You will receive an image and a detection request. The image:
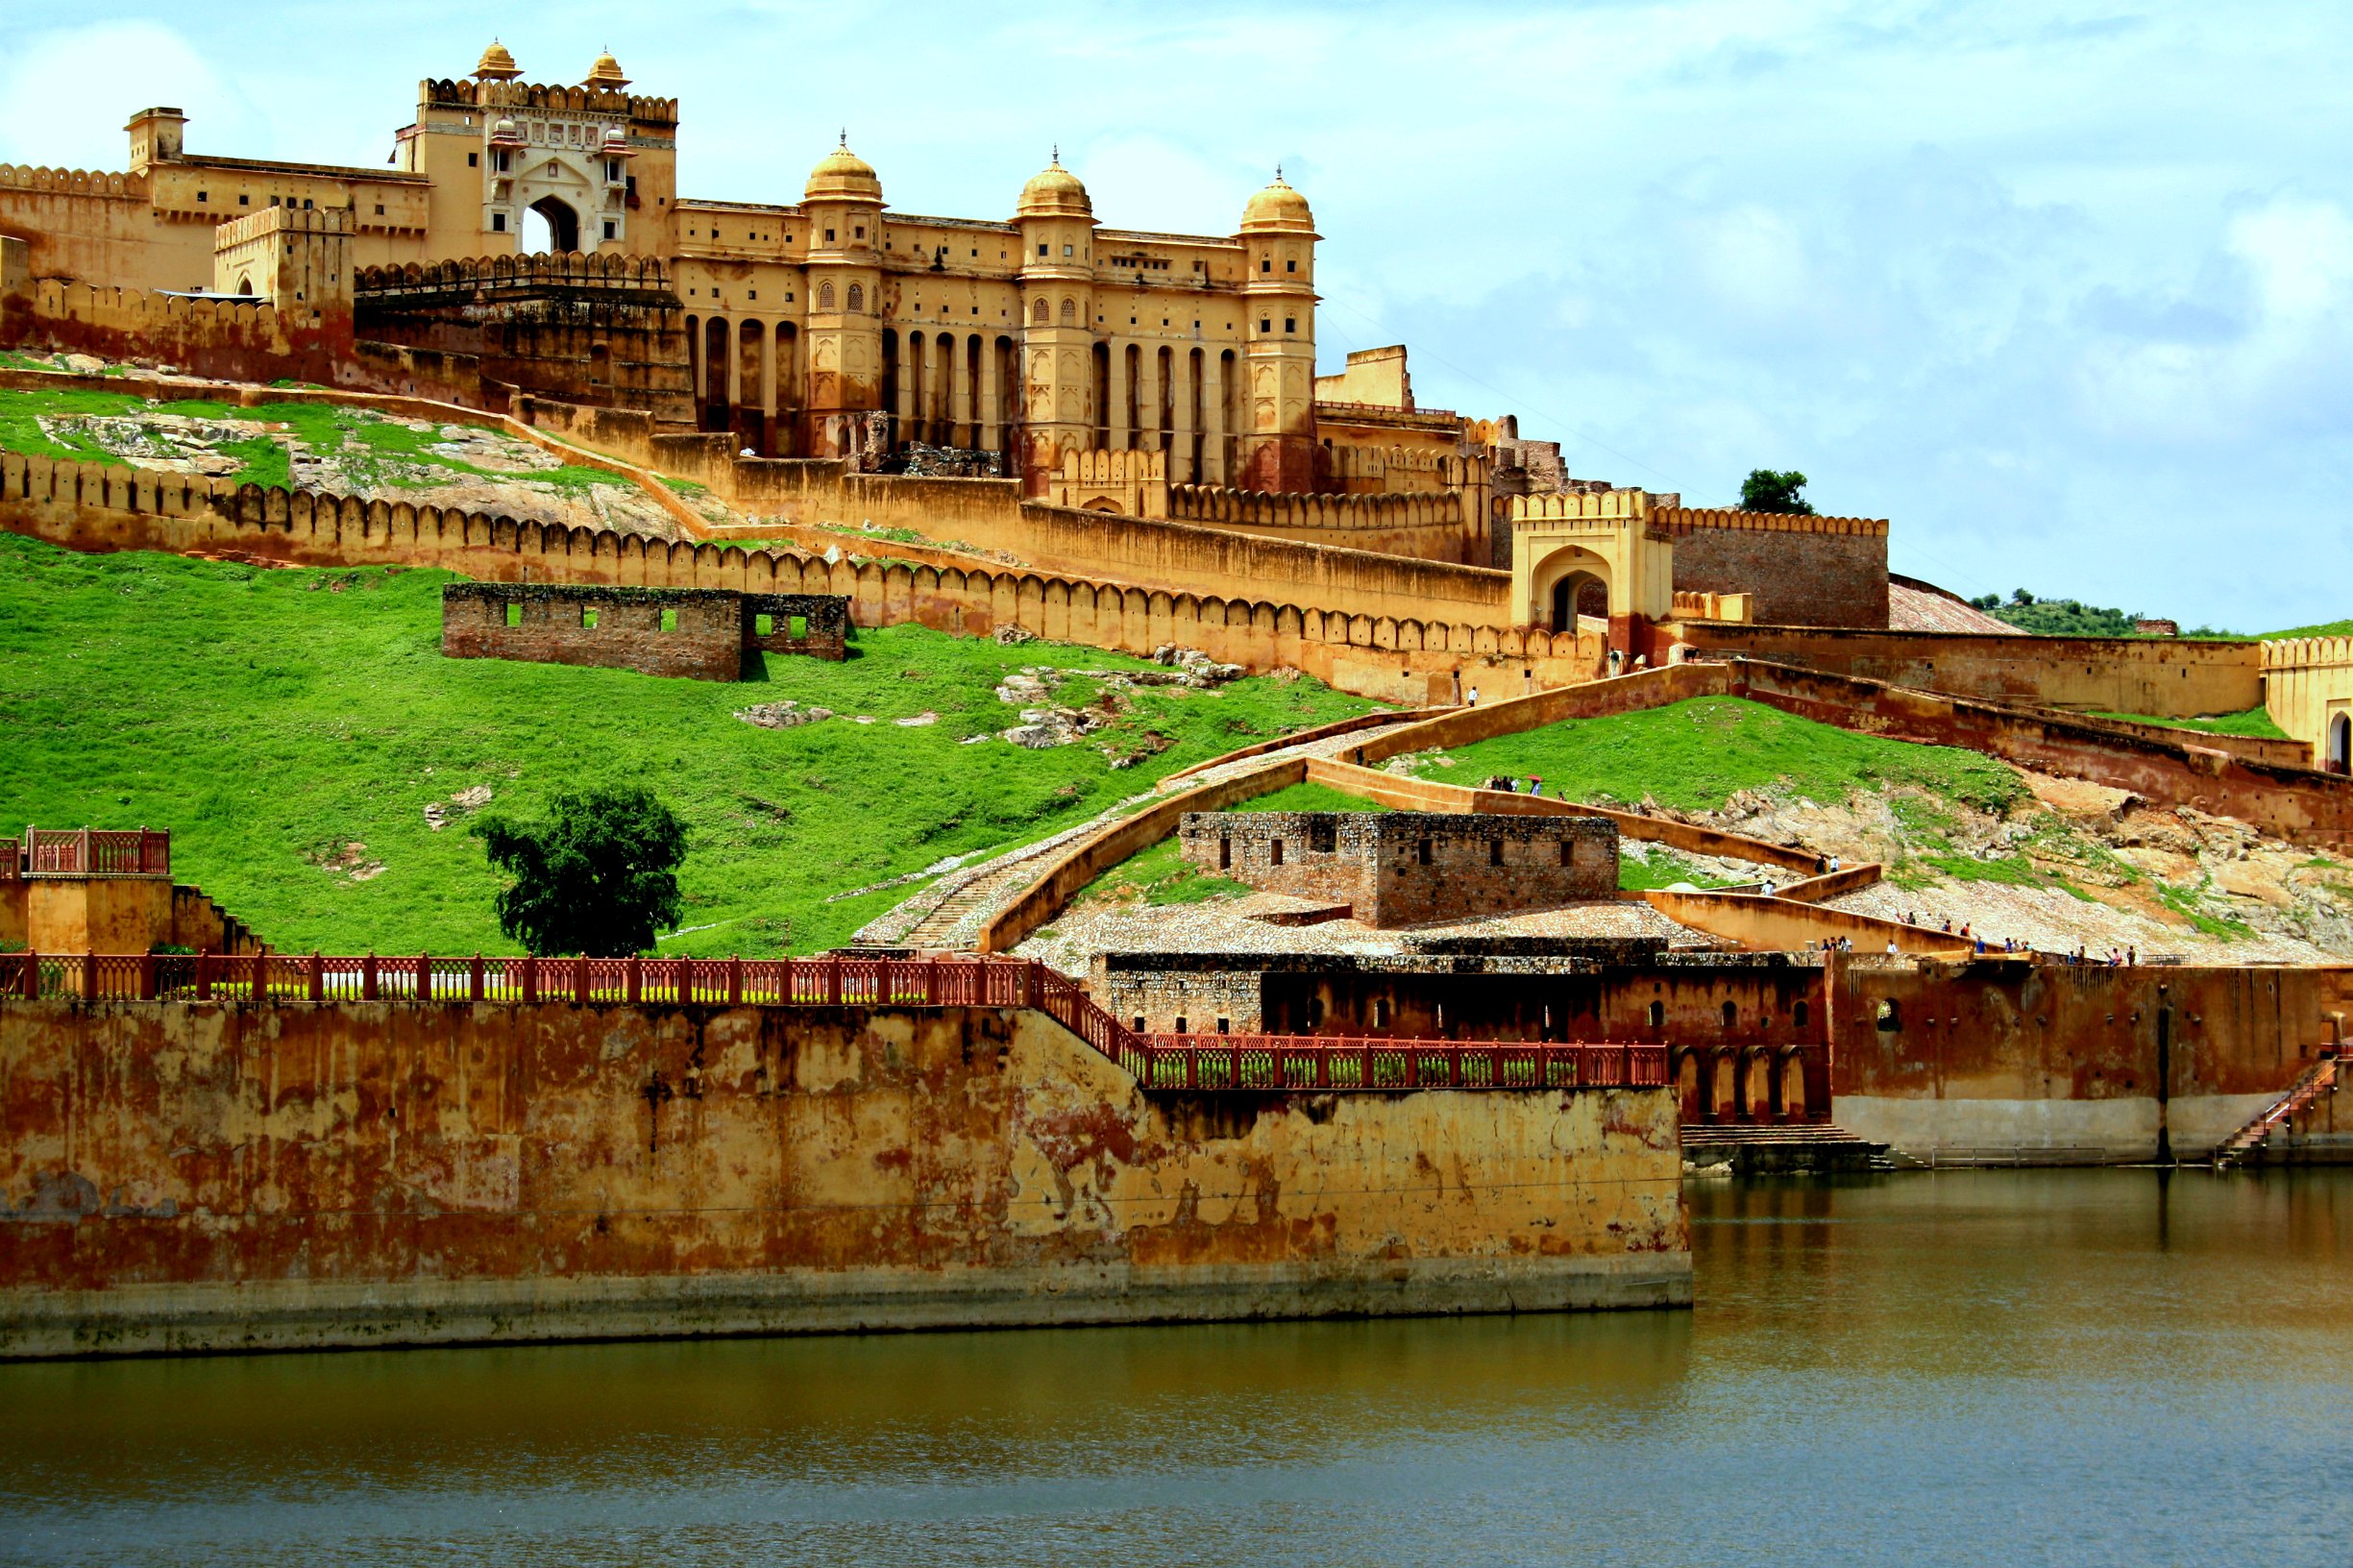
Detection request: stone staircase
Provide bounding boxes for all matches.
[1680,1121,1893,1173]
[2213,1052,2341,1170]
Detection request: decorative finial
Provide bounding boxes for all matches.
[840,128,849,148]
[1276,162,1284,182]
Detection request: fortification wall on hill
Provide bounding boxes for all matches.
[0,163,216,297]
[1164,482,1479,564]
[1654,507,1890,629]
[13,278,354,385]
[1676,622,2264,720]
[2261,637,2353,760]
[0,453,1605,705]
[0,996,1687,1357]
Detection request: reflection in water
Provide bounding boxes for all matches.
[3,1172,2350,1565]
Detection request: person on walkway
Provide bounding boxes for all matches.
[1827,854,1842,874]
[1761,878,1777,898]
[2127,945,2137,966]
[1607,649,1624,677]
[1466,685,1480,707]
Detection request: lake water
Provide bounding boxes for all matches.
[4,1171,2350,1566]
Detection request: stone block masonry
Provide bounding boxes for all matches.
[1179,811,1619,927]
[0,997,1689,1358]
[441,583,748,679]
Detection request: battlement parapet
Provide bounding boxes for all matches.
[1657,505,1889,540]
[1168,483,1463,531]
[1510,489,1656,524]
[418,78,679,126]
[0,164,147,199]
[2262,636,2353,671]
[212,206,355,246]
[355,252,673,297]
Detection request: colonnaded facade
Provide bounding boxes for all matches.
[0,41,1483,494]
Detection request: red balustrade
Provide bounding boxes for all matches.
[12,828,170,878]
[0,951,1660,1092]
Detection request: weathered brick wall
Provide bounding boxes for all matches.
[1669,522,1889,628]
[440,583,743,679]
[1177,811,1618,926]
[744,592,849,661]
[0,998,1690,1355]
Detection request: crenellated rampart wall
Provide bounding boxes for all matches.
[0,452,1605,705]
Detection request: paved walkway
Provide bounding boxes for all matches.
[854,719,1427,951]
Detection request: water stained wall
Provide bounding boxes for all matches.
[0,998,1689,1358]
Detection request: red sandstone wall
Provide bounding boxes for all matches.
[1669,524,1888,629]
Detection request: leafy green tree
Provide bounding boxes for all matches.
[473,786,687,956]
[1738,469,1816,515]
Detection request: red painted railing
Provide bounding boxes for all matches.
[0,952,1662,1092]
[7,828,171,879]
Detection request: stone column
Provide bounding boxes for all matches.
[1134,343,1160,453]
[1106,340,1129,452]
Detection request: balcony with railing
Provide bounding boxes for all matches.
[4,828,171,880]
[0,952,1667,1095]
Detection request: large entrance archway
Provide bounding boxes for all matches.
[524,195,580,255]
[1550,571,1610,633]
[2330,713,2350,775]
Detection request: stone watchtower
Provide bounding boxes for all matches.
[1237,173,1319,492]
[799,140,886,460]
[1015,156,1098,493]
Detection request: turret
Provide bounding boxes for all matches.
[125,108,186,174]
[1238,171,1319,491]
[1014,153,1098,493]
[800,138,886,459]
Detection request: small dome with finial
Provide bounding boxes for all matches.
[475,39,521,81]
[1241,168,1314,233]
[1016,151,1091,221]
[489,117,523,149]
[805,135,883,203]
[584,50,630,89]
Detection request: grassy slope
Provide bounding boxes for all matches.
[0,389,626,494]
[2089,707,2290,739]
[0,534,1372,955]
[1409,695,2023,814]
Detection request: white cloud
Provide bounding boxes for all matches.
[0,23,259,170]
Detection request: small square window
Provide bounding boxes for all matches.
[1062,243,1073,257]
[492,213,506,232]
[1261,258,1271,273]
[196,191,208,203]
[375,204,385,216]
[748,288,756,300]
[603,221,617,240]
[1287,257,1296,273]
[790,614,808,638]
[468,152,478,166]
[302,198,312,209]
[1259,318,1270,333]
[581,606,599,628]
[504,601,523,627]
[238,194,249,206]
[1285,317,1296,333]
[660,608,678,632]
[754,612,774,636]
[854,225,865,238]
[825,228,837,242]
[1037,242,1047,257]
[1489,839,1504,867]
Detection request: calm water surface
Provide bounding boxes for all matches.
[3,1171,2349,1566]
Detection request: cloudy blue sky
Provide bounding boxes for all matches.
[5,2,2346,629]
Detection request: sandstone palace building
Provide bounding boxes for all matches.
[7,40,2351,756]
[3,43,1373,492]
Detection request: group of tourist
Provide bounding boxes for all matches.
[1485,775,1547,797]
[1891,912,2140,966]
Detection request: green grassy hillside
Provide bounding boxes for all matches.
[1404,695,2023,814]
[0,534,1372,955]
